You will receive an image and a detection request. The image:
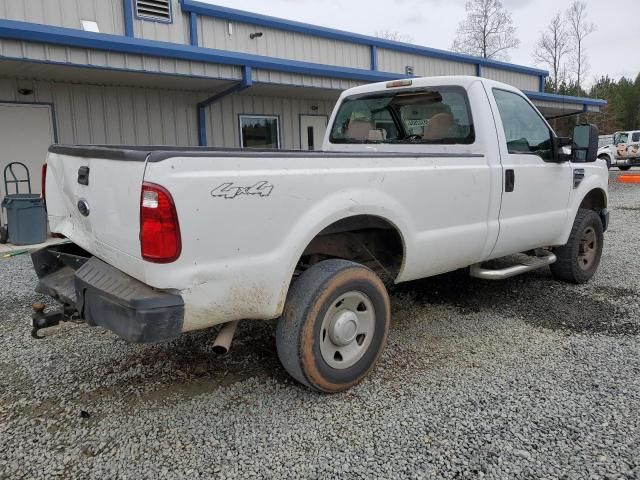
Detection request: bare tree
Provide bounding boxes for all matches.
[566,0,596,90]
[534,12,572,92]
[451,0,520,61]
[375,30,414,44]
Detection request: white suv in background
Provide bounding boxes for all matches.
[598,130,640,170]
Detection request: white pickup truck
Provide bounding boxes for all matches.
[32,76,608,392]
[597,130,640,170]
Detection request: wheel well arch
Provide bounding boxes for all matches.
[295,214,406,283]
[579,188,607,212]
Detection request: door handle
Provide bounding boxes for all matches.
[77,166,90,186]
[505,169,515,192]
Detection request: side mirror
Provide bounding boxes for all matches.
[572,124,599,162]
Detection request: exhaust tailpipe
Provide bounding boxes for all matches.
[212,320,239,355]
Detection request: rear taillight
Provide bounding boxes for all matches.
[41,163,47,205]
[140,182,181,263]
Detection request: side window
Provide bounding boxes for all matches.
[329,87,474,144]
[632,132,640,142]
[493,89,554,161]
[615,133,629,144]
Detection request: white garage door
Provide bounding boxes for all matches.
[0,103,55,222]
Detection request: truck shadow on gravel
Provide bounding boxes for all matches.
[50,270,636,410]
[105,269,637,403]
[391,269,639,336]
[87,321,289,406]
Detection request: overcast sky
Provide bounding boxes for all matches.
[204,0,639,87]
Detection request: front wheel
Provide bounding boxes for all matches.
[276,259,390,393]
[550,209,603,284]
[619,166,632,171]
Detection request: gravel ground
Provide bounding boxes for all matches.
[1,170,639,479]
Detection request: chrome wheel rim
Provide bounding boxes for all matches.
[319,291,375,369]
[577,226,597,271]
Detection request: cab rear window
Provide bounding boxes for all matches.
[329,86,474,145]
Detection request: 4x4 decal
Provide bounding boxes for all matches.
[211,181,274,199]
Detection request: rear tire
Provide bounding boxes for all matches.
[598,155,611,169]
[619,166,631,171]
[276,259,390,393]
[0,226,7,244]
[550,209,603,284]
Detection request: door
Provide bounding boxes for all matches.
[489,88,572,258]
[0,103,55,223]
[300,115,327,150]
[614,131,640,159]
[613,132,629,159]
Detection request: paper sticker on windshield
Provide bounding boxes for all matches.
[211,181,273,199]
[405,119,429,127]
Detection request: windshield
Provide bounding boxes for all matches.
[329,87,475,145]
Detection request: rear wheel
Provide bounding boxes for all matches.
[619,166,632,171]
[276,259,390,392]
[0,226,7,244]
[550,209,603,284]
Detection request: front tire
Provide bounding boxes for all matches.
[619,166,631,171]
[276,259,390,393]
[550,209,603,284]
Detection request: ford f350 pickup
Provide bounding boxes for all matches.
[31,76,608,392]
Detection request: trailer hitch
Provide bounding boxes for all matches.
[31,303,78,339]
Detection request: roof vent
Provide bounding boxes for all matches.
[135,0,172,22]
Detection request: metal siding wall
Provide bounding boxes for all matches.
[377,48,476,77]
[481,67,539,91]
[198,16,370,70]
[0,40,241,81]
[0,0,125,35]
[206,93,335,149]
[0,78,199,145]
[253,69,361,91]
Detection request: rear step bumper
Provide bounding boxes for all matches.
[31,244,184,343]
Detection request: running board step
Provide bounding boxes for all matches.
[470,252,557,280]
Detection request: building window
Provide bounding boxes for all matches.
[239,115,280,149]
[135,0,172,23]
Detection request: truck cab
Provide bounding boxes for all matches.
[598,130,640,170]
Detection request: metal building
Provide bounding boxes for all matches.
[0,0,606,202]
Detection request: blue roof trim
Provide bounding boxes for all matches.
[0,19,406,83]
[523,90,607,107]
[179,0,548,77]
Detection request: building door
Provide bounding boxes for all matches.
[0,103,56,223]
[300,115,327,150]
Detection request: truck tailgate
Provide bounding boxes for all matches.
[45,146,148,280]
